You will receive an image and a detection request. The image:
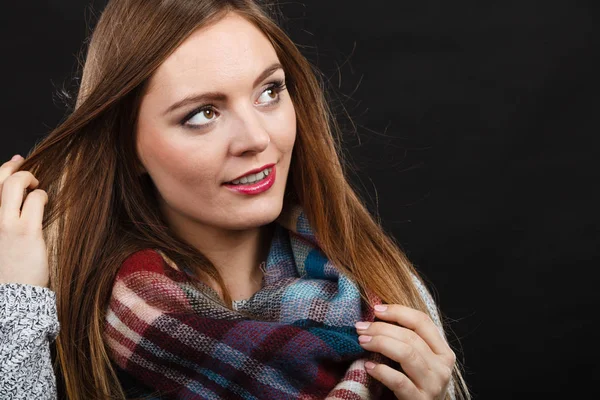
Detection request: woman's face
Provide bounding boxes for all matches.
[136,13,296,235]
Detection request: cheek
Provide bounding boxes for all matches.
[136,126,216,192]
[272,99,297,151]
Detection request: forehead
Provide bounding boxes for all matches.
[147,13,280,94]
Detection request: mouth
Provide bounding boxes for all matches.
[223,165,277,195]
[224,164,274,185]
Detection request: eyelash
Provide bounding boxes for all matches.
[180,79,288,128]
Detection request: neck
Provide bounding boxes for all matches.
[166,214,275,301]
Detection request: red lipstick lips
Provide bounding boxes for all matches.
[228,163,275,182]
[223,164,276,195]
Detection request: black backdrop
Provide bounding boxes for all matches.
[1,1,597,399]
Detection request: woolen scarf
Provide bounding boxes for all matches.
[104,205,399,399]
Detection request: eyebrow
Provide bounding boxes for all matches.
[162,62,284,116]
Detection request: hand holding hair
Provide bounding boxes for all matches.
[356,304,456,399]
[0,154,50,288]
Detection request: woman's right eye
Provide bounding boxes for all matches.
[183,107,219,128]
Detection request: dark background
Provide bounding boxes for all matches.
[1,1,597,398]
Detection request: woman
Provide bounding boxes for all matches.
[0,0,469,399]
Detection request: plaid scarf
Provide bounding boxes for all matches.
[104,205,396,399]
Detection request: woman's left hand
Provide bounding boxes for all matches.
[355,304,456,399]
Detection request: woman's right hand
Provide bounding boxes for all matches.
[0,154,50,288]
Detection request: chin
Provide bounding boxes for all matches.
[227,198,284,230]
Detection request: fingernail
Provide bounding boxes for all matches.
[365,361,376,370]
[374,304,388,312]
[355,321,371,330]
[358,335,372,344]
[11,154,23,161]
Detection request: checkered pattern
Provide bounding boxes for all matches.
[104,205,396,399]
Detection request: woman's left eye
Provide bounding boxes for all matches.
[256,81,286,106]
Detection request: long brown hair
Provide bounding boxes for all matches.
[18,0,470,398]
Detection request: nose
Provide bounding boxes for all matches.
[228,105,271,157]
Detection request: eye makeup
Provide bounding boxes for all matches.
[179,79,288,130]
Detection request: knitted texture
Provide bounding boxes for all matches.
[105,205,399,399]
[0,283,59,400]
[0,209,455,399]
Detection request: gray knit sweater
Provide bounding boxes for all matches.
[0,283,59,399]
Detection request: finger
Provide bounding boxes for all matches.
[0,156,28,209]
[356,321,437,365]
[374,305,455,364]
[20,189,48,228]
[364,361,423,400]
[0,171,40,217]
[0,156,26,186]
[359,334,431,388]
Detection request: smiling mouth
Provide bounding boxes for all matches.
[223,165,277,195]
[225,166,273,185]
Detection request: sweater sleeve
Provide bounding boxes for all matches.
[411,274,457,400]
[0,283,60,400]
